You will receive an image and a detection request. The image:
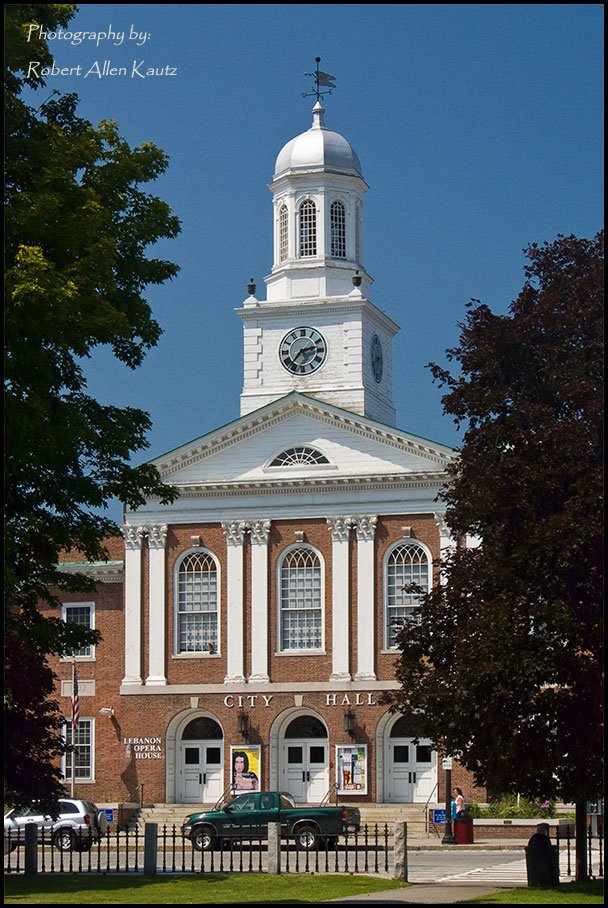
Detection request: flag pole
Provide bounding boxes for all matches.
[71,657,75,798]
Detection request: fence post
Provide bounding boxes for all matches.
[24,824,38,876]
[393,821,408,882]
[268,822,281,875]
[143,822,158,876]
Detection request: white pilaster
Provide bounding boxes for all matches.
[354,515,377,681]
[327,517,353,682]
[146,524,168,685]
[222,520,248,684]
[249,520,271,682]
[121,525,146,686]
[433,512,456,584]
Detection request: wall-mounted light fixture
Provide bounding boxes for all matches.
[99,707,114,718]
[237,709,250,741]
[343,707,356,739]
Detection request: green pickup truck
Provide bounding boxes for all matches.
[182,790,361,852]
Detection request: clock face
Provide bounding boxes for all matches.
[371,334,383,382]
[279,326,327,375]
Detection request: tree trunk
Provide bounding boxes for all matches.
[574,800,588,882]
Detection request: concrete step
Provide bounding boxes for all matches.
[124,802,432,835]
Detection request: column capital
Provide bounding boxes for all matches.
[122,525,146,550]
[327,516,353,542]
[250,519,271,545]
[221,520,248,546]
[147,524,168,549]
[433,511,450,537]
[353,514,377,541]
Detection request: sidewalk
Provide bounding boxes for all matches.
[327,881,518,903]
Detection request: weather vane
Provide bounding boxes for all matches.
[302,56,336,101]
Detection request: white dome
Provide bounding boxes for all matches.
[274,102,362,179]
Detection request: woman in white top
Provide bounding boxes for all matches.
[453,787,465,814]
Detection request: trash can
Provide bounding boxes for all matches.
[525,838,559,886]
[453,809,474,844]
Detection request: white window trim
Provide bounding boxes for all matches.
[382,539,433,651]
[60,601,95,662]
[62,717,95,783]
[276,543,325,654]
[173,548,222,657]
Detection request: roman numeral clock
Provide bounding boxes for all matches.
[279,327,327,376]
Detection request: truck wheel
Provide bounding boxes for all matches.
[294,824,319,851]
[192,826,215,852]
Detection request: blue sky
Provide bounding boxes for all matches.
[26,4,603,519]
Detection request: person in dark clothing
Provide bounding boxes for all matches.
[526,822,557,886]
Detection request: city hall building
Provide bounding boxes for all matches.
[52,99,485,808]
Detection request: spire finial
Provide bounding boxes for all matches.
[302,57,336,103]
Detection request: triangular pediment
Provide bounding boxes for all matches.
[152,393,455,488]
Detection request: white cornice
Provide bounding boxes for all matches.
[57,561,124,583]
[235,296,399,335]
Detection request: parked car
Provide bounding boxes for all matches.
[182,790,361,852]
[4,798,108,852]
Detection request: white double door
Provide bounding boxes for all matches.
[386,738,436,803]
[281,740,328,804]
[178,741,223,804]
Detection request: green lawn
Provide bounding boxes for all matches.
[464,880,604,904]
[3,873,406,904]
[3,874,604,904]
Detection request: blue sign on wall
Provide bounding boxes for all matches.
[103,809,114,824]
[433,809,446,824]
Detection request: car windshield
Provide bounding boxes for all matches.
[229,795,256,812]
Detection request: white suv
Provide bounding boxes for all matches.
[4,798,108,852]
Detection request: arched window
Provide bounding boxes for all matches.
[270,446,329,467]
[279,547,323,651]
[182,717,223,739]
[330,200,346,258]
[278,204,289,263]
[285,716,327,738]
[299,200,317,257]
[176,551,219,654]
[355,200,362,264]
[384,542,430,649]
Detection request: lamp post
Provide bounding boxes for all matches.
[442,757,456,844]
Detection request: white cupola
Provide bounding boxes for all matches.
[237,96,399,426]
[266,101,373,302]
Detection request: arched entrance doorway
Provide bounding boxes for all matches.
[385,715,436,803]
[177,716,224,804]
[279,714,329,803]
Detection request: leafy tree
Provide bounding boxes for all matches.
[4,4,180,808]
[387,231,603,879]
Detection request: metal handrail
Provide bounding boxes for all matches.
[423,782,438,835]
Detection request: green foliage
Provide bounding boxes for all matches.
[4,4,180,809]
[467,796,557,819]
[387,231,604,808]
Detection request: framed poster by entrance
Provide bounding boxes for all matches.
[230,745,261,792]
[336,745,367,795]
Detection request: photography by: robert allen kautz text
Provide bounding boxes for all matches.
[27,59,178,79]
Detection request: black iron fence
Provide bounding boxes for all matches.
[4,822,392,876]
[5,821,603,880]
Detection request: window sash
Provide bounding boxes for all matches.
[63,719,93,781]
[63,604,93,658]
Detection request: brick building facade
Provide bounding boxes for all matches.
[49,99,487,809]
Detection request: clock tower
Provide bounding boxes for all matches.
[237,100,399,426]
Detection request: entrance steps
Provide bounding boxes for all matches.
[122,802,434,838]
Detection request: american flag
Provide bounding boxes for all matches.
[71,664,80,729]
